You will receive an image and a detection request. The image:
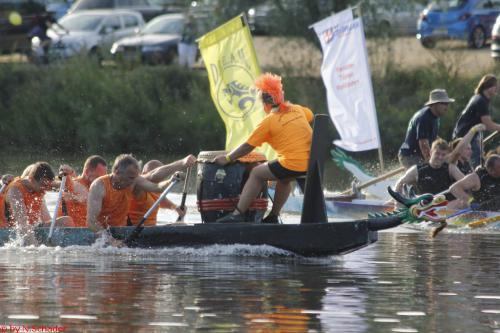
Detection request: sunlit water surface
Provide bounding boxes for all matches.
[1,193,499,332]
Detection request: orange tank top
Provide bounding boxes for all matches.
[97,175,133,228]
[0,189,7,228]
[57,176,89,227]
[128,191,160,226]
[6,178,45,226]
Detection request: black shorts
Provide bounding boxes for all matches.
[268,160,306,180]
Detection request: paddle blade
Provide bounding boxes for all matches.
[430,222,447,238]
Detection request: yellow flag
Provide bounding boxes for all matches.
[198,15,276,159]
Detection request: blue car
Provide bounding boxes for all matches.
[417,0,500,48]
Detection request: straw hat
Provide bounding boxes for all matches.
[425,89,455,106]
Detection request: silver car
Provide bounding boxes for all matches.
[33,9,144,60]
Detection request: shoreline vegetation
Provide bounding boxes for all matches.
[1,37,499,181]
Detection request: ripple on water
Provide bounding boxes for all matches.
[373,318,400,323]
[475,295,500,300]
[392,329,418,333]
[60,314,97,320]
[396,311,426,316]
[481,310,500,314]
[8,315,39,320]
[438,292,458,296]
[148,322,189,327]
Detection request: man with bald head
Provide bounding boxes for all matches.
[128,155,196,226]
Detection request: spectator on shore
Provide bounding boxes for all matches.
[178,14,198,68]
[452,74,500,168]
[398,89,455,169]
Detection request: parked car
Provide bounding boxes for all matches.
[0,0,70,53]
[111,13,207,65]
[491,13,500,58]
[67,0,173,21]
[362,1,425,36]
[32,9,144,61]
[417,0,500,49]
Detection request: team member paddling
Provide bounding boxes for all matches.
[448,124,486,175]
[394,139,464,196]
[213,73,313,224]
[450,154,500,211]
[128,156,196,226]
[453,74,500,168]
[5,162,73,235]
[398,89,455,169]
[86,154,180,245]
[57,155,108,227]
[0,174,14,227]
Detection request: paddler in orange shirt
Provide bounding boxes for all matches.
[4,162,73,238]
[128,156,196,226]
[0,174,15,228]
[56,155,108,227]
[87,154,186,246]
[213,72,314,224]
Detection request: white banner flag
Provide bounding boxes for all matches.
[312,12,381,152]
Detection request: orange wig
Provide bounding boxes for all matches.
[255,73,287,111]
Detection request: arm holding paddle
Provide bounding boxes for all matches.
[448,173,481,209]
[144,155,196,183]
[394,166,418,194]
[448,124,486,164]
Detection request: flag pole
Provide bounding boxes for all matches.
[377,147,385,172]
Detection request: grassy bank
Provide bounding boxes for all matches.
[1,57,499,170]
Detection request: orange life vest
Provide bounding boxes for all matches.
[96,175,133,228]
[128,191,160,226]
[5,178,45,226]
[57,176,89,227]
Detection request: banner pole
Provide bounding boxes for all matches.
[377,147,385,173]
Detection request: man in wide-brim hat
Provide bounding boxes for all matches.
[398,89,455,169]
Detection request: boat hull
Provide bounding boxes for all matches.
[0,222,378,257]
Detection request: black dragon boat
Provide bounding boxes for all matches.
[1,115,409,256]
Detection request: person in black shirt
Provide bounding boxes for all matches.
[452,74,500,168]
[399,89,455,169]
[394,138,464,196]
[448,124,486,175]
[450,154,500,211]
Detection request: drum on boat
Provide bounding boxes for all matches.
[196,151,268,223]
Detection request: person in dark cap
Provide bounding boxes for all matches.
[398,89,455,169]
[453,74,500,168]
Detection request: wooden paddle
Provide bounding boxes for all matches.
[125,178,180,246]
[47,176,67,244]
[176,167,192,222]
[483,130,498,145]
[467,215,500,228]
[341,166,405,195]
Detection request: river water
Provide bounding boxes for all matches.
[1,193,500,333]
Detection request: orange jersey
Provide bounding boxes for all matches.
[5,178,45,226]
[128,191,160,226]
[246,103,313,171]
[57,176,89,227]
[0,190,7,228]
[96,175,133,228]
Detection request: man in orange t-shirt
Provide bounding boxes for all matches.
[5,162,73,237]
[86,154,185,246]
[0,174,15,227]
[57,155,108,227]
[128,157,196,226]
[214,73,313,223]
